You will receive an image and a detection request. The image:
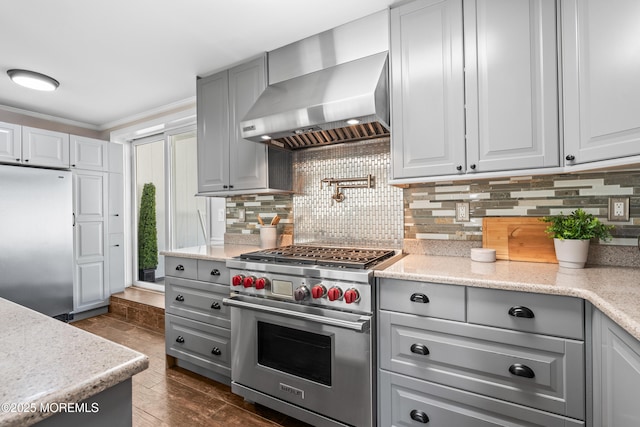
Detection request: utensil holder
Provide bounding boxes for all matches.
[260,225,277,249]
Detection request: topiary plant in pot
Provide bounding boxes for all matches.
[138,182,158,282]
[541,208,613,268]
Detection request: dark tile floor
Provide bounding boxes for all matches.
[73,314,312,427]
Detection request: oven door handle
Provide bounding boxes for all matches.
[223,296,370,332]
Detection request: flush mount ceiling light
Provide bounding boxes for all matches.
[7,69,60,91]
[346,119,360,125]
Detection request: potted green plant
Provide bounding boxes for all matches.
[138,182,158,282]
[541,208,613,268]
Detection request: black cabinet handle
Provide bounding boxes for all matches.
[469,164,476,170]
[508,306,535,318]
[211,302,221,310]
[509,363,535,378]
[410,409,429,423]
[16,158,20,162]
[72,164,76,167]
[24,159,29,162]
[176,265,185,271]
[175,295,184,302]
[229,185,234,189]
[410,293,430,304]
[114,244,120,247]
[223,185,228,189]
[456,165,463,171]
[211,347,222,356]
[114,213,120,216]
[176,336,185,343]
[566,154,575,161]
[211,269,221,276]
[410,343,430,356]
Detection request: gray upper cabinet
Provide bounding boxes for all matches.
[562,0,640,165]
[592,307,640,426]
[390,0,465,179]
[197,55,288,195]
[464,0,559,173]
[390,0,559,180]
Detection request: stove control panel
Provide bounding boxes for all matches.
[228,269,372,312]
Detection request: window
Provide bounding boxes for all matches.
[132,126,207,291]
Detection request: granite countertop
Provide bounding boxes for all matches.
[0,298,148,427]
[376,254,640,341]
[160,244,260,262]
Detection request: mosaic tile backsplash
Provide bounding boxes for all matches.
[404,172,640,247]
[226,138,404,249]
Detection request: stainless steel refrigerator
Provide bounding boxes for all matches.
[0,165,73,318]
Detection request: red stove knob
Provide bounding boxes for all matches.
[327,287,342,302]
[311,285,326,299]
[255,277,269,290]
[294,286,310,301]
[232,275,244,287]
[344,288,360,304]
[243,276,256,288]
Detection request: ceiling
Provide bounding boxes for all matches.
[0,0,398,130]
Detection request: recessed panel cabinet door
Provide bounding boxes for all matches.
[197,71,230,193]
[22,126,70,168]
[228,56,268,190]
[70,135,107,171]
[391,0,466,178]
[593,309,640,426]
[0,121,21,164]
[562,0,640,165]
[464,0,559,173]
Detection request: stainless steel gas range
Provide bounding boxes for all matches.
[223,245,401,427]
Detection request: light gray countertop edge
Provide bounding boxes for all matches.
[375,254,640,342]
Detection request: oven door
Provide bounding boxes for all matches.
[224,294,373,427]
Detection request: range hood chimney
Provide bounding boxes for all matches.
[240,52,390,150]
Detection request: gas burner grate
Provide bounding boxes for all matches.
[239,245,396,269]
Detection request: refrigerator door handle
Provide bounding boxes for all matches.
[73,213,75,226]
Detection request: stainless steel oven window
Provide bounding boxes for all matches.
[257,321,332,385]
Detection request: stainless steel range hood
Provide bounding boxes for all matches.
[240,52,390,150]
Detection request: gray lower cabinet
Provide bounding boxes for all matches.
[592,307,640,426]
[378,278,585,425]
[164,257,231,384]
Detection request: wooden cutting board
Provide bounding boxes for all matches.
[483,217,557,263]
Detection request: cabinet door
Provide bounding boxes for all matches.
[464,0,559,173]
[22,126,70,168]
[228,55,268,190]
[562,0,640,165]
[108,142,124,174]
[0,121,21,164]
[390,0,466,179]
[593,309,640,426]
[108,233,125,294]
[197,71,230,193]
[73,171,108,312]
[108,173,124,234]
[70,135,107,171]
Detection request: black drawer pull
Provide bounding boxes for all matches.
[176,336,185,344]
[509,363,535,378]
[175,265,185,271]
[410,409,429,423]
[508,306,535,318]
[175,295,184,302]
[410,344,430,356]
[211,347,222,356]
[211,302,221,310]
[211,269,221,276]
[410,293,430,304]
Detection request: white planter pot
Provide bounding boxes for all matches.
[553,238,590,269]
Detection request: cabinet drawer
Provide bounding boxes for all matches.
[379,278,466,321]
[165,277,230,328]
[380,371,584,427]
[165,257,198,280]
[165,314,230,378]
[379,311,585,419]
[467,287,584,339]
[197,259,230,284]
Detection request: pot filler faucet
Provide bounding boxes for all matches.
[321,174,375,202]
